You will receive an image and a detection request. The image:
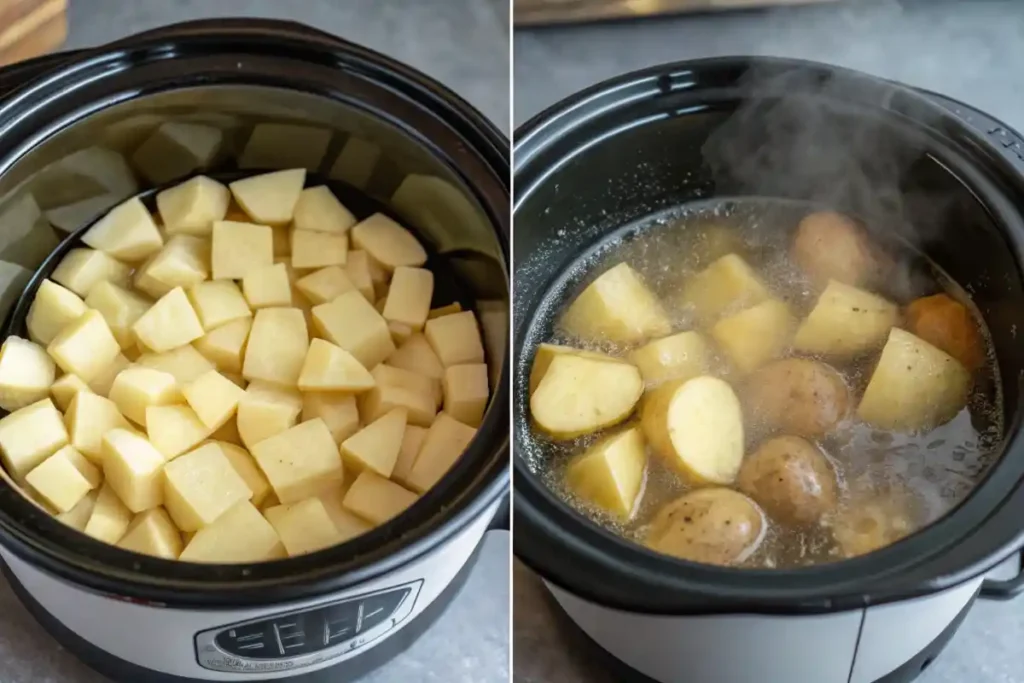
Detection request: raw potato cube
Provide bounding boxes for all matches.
[0,398,69,478]
[530,355,642,439]
[857,328,971,431]
[179,501,281,563]
[118,507,183,559]
[26,448,96,512]
[87,353,131,397]
[424,311,484,367]
[293,186,356,234]
[102,429,166,512]
[182,370,245,429]
[711,299,797,375]
[382,267,433,330]
[84,484,133,544]
[312,290,395,369]
[429,303,462,319]
[133,287,205,353]
[0,336,56,411]
[298,339,374,392]
[47,310,121,381]
[58,445,102,488]
[243,308,309,387]
[629,332,711,388]
[156,175,230,236]
[137,344,215,383]
[340,408,407,477]
[793,280,899,358]
[211,220,273,280]
[242,263,292,309]
[345,250,377,301]
[302,392,360,444]
[108,367,180,426]
[187,281,251,329]
[388,333,445,381]
[86,281,152,349]
[146,405,211,460]
[561,263,671,344]
[316,487,371,540]
[56,489,98,531]
[218,441,271,507]
[134,235,210,299]
[291,229,348,269]
[405,413,477,492]
[443,364,489,427]
[65,392,129,462]
[266,498,341,556]
[50,374,91,411]
[392,425,427,488]
[236,382,302,449]
[350,213,427,270]
[51,248,132,298]
[566,427,647,519]
[343,470,417,524]
[229,169,306,226]
[388,321,415,345]
[679,253,770,325]
[250,418,344,504]
[81,196,163,261]
[163,442,253,531]
[359,364,437,427]
[27,280,87,345]
[295,266,354,304]
[192,318,250,373]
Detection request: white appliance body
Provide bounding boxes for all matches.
[0,500,499,681]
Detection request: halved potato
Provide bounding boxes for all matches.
[559,262,670,344]
[793,280,898,358]
[565,427,646,519]
[645,488,765,566]
[628,331,710,388]
[711,299,796,375]
[678,253,769,325]
[530,354,642,439]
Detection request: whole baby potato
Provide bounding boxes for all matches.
[737,436,838,525]
[645,488,765,566]
[744,358,849,438]
[791,211,880,288]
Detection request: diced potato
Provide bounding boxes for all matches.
[102,429,166,512]
[265,498,341,556]
[164,442,253,531]
[530,355,642,439]
[679,253,770,325]
[58,445,102,488]
[382,267,433,330]
[405,413,477,493]
[242,262,292,309]
[192,318,250,374]
[47,309,121,381]
[132,287,205,353]
[561,263,671,344]
[50,374,92,412]
[56,489,98,531]
[424,311,484,367]
[388,333,445,383]
[291,229,348,269]
[345,249,377,301]
[298,339,374,392]
[87,353,131,397]
[566,427,647,519]
[627,333,709,388]
[210,220,274,280]
[118,507,183,559]
[302,392,360,444]
[228,169,306,226]
[81,196,163,262]
[392,424,427,489]
[86,281,152,349]
[350,213,427,271]
[358,364,437,427]
[217,441,272,507]
[250,418,344,504]
[156,175,230,236]
[134,235,209,299]
[905,293,985,371]
[295,266,354,304]
[340,408,407,477]
[429,303,462,319]
[108,367,181,426]
[443,364,489,427]
[293,186,356,234]
[26,447,96,512]
[0,398,69,479]
[343,470,417,524]
[136,344,215,383]
[0,336,56,411]
[146,405,211,460]
[236,382,302,449]
[857,328,971,431]
[83,484,133,544]
[65,392,129,462]
[179,501,281,563]
[312,290,395,369]
[181,369,245,430]
[711,299,796,375]
[388,321,415,345]
[242,307,309,387]
[793,280,899,358]
[315,486,371,541]
[187,280,251,330]
[26,280,87,345]
[641,376,744,485]
[51,248,132,298]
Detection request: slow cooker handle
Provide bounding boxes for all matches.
[980,557,1024,601]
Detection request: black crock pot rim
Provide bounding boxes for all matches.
[512,55,1024,616]
[0,19,511,608]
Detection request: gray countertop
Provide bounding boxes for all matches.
[513,1,1024,682]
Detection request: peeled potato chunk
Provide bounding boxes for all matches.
[47,309,121,382]
[424,311,484,368]
[134,235,209,299]
[295,266,355,305]
[84,484,133,544]
[266,498,342,557]
[164,442,253,531]
[343,470,417,525]
[187,280,251,330]
[793,280,898,358]
[108,366,180,426]
[737,436,837,525]
[905,293,985,371]
[27,279,87,345]
[350,213,427,271]
[711,299,796,375]
[291,229,348,269]
[146,405,212,461]
[0,336,56,411]
[86,281,152,350]
[530,354,643,439]
[132,287,205,353]
[743,358,849,438]
[792,211,880,288]
[242,262,292,309]
[52,248,132,298]
[678,253,769,325]
[857,328,971,431]
[312,290,394,370]
[646,488,765,566]
[628,331,710,388]
[250,418,344,504]
[210,220,274,280]
[565,427,646,519]
[81,196,163,262]
[293,185,356,234]
[405,413,477,493]
[179,501,280,563]
[340,407,407,477]
[528,344,622,394]
[156,175,230,236]
[192,317,250,374]
[65,392,129,462]
[560,262,670,344]
[102,429,166,513]
[236,381,302,449]
[298,338,374,392]
[243,307,309,387]
[118,507,183,559]
[641,376,743,485]
[25,447,96,513]
[302,392,360,444]
[229,168,306,226]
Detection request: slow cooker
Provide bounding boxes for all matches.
[0,18,509,683]
[513,57,1024,683]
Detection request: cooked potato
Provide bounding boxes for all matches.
[530,354,643,439]
[132,287,205,353]
[192,317,250,374]
[793,280,898,358]
[101,429,166,513]
[187,280,251,330]
[345,249,378,301]
[229,169,306,226]
[678,253,769,325]
[831,490,916,558]
[298,338,375,392]
[81,196,163,262]
[560,262,670,344]
[291,229,348,269]
[294,266,355,305]
[243,307,309,387]
[65,392,129,462]
[565,427,646,519]
[737,436,837,525]
[358,364,436,427]
[236,381,302,449]
[383,267,434,330]
[136,344,215,383]
[0,336,56,411]
[743,359,849,438]
[645,488,765,566]
[266,498,342,557]
[25,447,96,513]
[108,367,181,426]
[857,328,970,431]
[301,392,360,444]
[641,376,743,485]
[529,343,623,394]
[792,211,880,287]
[343,470,418,524]
[628,331,710,388]
[156,175,230,236]
[711,299,796,375]
[84,483,133,544]
[146,405,211,461]
[182,370,245,430]
[905,293,984,371]
[49,373,91,412]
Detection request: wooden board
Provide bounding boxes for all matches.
[0,0,67,67]
[515,0,840,25]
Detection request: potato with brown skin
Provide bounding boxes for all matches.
[737,436,838,525]
[743,358,849,438]
[792,211,880,288]
[905,293,984,371]
[645,488,765,566]
[831,489,916,558]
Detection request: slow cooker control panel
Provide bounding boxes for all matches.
[194,580,423,673]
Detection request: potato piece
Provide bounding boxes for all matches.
[295,266,354,305]
[0,398,69,479]
[47,309,121,381]
[108,367,181,426]
[209,221,273,283]
[429,302,462,319]
[118,507,183,559]
[156,175,230,236]
[86,281,152,350]
[56,489,98,531]
[678,253,770,326]
[51,248,132,298]
[340,408,406,477]
[0,336,56,411]
[25,447,96,512]
[343,470,417,524]
[443,364,489,427]
[179,501,281,563]
[793,280,899,358]
[81,196,163,262]
[528,344,621,394]
[565,427,646,519]
[302,392,360,444]
[297,339,373,392]
[388,333,444,382]
[134,235,209,299]
[832,492,915,558]
[382,267,433,331]
[358,364,437,427]
[50,374,91,412]
[101,429,166,512]
[628,332,710,388]
[229,169,306,226]
[65,392,129,462]
[312,290,395,369]
[560,263,670,344]
[250,418,344,504]
[236,382,302,449]
[293,186,356,234]
[530,355,642,439]
[132,287,205,353]
[192,318,250,373]
[146,405,211,461]
[424,311,484,368]
[241,262,292,309]
[87,353,131,397]
[405,413,477,493]
[266,498,342,556]
[350,213,427,271]
[137,344,215,383]
[27,280,87,345]
[345,249,377,301]
[737,436,837,525]
[183,370,245,430]
[743,359,850,438]
[905,293,985,371]
[217,441,271,507]
[711,299,796,375]
[315,487,372,541]
[641,376,743,485]
[242,307,309,387]
[646,488,765,566]
[392,424,427,488]
[187,281,251,330]
[84,484,133,544]
[163,442,253,531]
[857,328,971,431]
[58,444,103,488]
[792,211,879,288]
[291,229,348,269]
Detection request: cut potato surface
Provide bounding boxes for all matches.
[560,262,670,344]
[135,235,209,299]
[86,281,152,350]
[82,196,163,262]
[343,470,417,525]
[406,413,477,493]
[392,425,427,489]
[48,310,121,381]
[312,290,394,370]
[250,418,344,504]
[566,427,646,519]
[0,336,56,411]
[102,429,166,513]
[50,374,91,412]
[236,382,302,449]
[65,392,129,462]
[291,229,348,269]
[302,392,360,445]
[267,498,341,557]
[341,408,407,478]
[359,363,436,427]
[147,405,211,461]
[192,318,250,374]
[88,353,131,397]
[210,220,274,281]
[156,175,230,236]
[137,344,215,383]
[132,287,205,353]
[84,484,133,544]
[187,280,251,330]
[243,307,309,387]
[229,169,306,226]
[424,311,484,368]
[350,213,427,270]
[242,262,291,309]
[711,299,796,375]
[679,253,769,325]
[108,367,180,426]
[182,370,245,430]
[26,447,96,513]
[295,266,355,305]
[298,339,374,392]
[52,248,132,298]
[179,501,280,563]
[27,280,87,345]
[383,267,433,330]
[628,332,710,388]
[443,364,489,427]
[293,186,356,234]
[217,441,272,507]
[118,507,183,559]
[163,442,253,531]
[530,354,642,439]
[793,280,898,358]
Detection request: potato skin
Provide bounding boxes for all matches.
[743,359,849,438]
[737,436,837,525]
[792,211,879,287]
[905,293,984,371]
[645,488,765,566]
